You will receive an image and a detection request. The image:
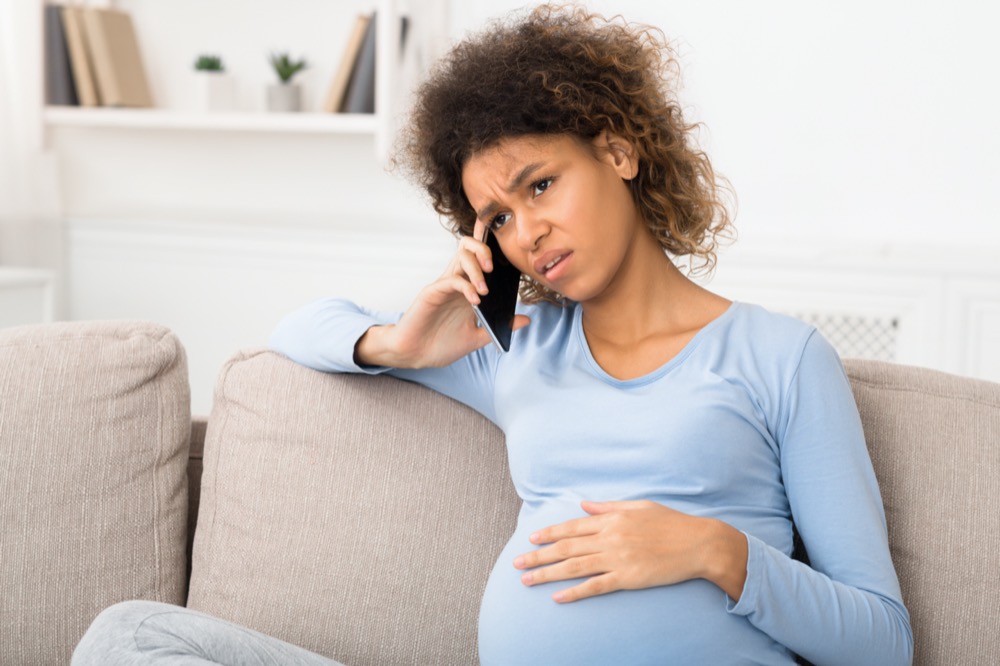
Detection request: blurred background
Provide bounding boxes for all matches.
[2,0,998,413]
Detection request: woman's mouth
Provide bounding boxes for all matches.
[535,251,573,280]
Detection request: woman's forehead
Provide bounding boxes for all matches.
[463,134,582,181]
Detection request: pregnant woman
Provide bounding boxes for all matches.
[74,5,913,665]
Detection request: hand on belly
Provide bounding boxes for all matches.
[512,499,750,603]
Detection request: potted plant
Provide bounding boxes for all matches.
[267,52,307,112]
[193,54,234,112]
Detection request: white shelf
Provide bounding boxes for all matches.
[44,107,378,135]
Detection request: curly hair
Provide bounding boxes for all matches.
[396,3,734,304]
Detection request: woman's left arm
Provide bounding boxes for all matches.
[516,331,913,665]
[727,331,913,665]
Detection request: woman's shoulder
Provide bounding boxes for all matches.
[730,301,814,336]
[724,301,827,366]
[714,303,846,425]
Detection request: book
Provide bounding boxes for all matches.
[44,4,78,106]
[81,7,153,108]
[61,6,100,107]
[341,12,377,114]
[322,14,371,113]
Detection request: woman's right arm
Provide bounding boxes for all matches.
[268,296,403,374]
[269,227,529,420]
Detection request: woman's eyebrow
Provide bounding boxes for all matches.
[475,162,545,222]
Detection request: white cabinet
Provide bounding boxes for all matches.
[0,268,55,328]
[946,279,1000,382]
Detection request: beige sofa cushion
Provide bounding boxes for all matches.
[0,321,190,666]
[845,359,1000,665]
[188,349,519,666]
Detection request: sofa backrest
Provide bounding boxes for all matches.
[188,349,518,666]
[843,359,1000,665]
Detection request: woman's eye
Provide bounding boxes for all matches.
[490,212,512,231]
[532,178,553,197]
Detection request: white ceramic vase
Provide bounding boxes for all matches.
[195,72,235,112]
[266,83,302,112]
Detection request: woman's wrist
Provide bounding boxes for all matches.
[702,519,749,602]
[354,324,401,368]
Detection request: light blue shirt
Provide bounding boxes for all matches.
[270,298,913,665]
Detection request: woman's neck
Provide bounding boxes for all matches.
[580,237,705,342]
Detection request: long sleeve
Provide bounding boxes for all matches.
[728,331,914,665]
[268,297,502,422]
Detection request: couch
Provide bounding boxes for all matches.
[1,319,998,665]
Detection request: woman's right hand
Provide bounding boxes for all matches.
[354,223,529,368]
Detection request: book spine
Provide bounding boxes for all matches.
[61,6,100,107]
[81,8,120,106]
[44,5,79,106]
[323,14,371,114]
[82,8,153,108]
[342,12,377,114]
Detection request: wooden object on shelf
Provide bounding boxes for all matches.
[81,7,153,108]
[322,13,371,114]
[44,4,78,106]
[61,6,100,107]
[341,12,377,114]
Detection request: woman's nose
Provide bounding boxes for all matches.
[514,208,548,251]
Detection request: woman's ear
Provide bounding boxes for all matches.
[594,131,639,180]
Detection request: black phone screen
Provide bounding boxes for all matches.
[472,228,521,352]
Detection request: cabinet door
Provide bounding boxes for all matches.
[0,270,54,328]
[946,279,1000,382]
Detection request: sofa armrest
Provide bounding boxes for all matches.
[0,320,191,666]
[845,359,1000,664]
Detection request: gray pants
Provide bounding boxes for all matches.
[72,600,344,665]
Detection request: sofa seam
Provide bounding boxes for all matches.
[848,376,1000,410]
[0,324,173,346]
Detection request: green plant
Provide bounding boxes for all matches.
[193,54,225,72]
[269,52,307,83]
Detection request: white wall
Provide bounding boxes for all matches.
[22,0,1000,411]
[454,1,1000,246]
[55,128,454,413]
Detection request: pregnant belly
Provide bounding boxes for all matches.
[477,501,791,666]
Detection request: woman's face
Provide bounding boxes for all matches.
[461,133,647,304]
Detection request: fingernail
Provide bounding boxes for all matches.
[521,572,533,585]
[529,532,540,544]
[553,591,566,603]
[478,281,488,294]
[513,556,524,569]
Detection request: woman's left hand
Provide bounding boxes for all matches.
[513,500,748,603]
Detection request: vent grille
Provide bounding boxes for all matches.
[788,312,900,361]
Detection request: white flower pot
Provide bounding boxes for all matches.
[267,83,302,112]
[195,72,235,112]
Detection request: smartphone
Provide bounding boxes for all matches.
[472,228,521,352]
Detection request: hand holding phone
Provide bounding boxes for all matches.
[472,228,521,352]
